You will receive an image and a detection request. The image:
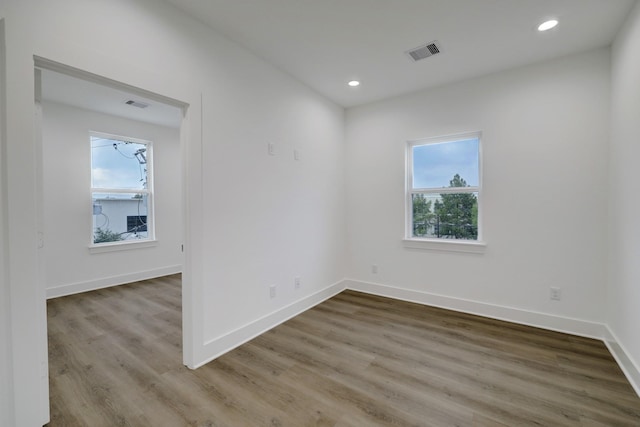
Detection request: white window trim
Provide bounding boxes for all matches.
[402,238,486,253]
[89,131,155,249]
[405,131,485,253]
[89,239,158,254]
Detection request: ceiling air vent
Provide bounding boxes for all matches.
[406,41,442,62]
[125,99,149,109]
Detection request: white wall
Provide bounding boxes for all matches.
[42,101,182,297]
[608,0,640,393]
[345,48,611,334]
[199,41,347,357]
[2,0,345,424]
[6,0,632,424]
[0,16,16,427]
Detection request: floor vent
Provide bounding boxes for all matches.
[406,41,442,62]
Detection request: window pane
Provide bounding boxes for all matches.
[412,138,479,189]
[91,136,148,190]
[92,193,149,243]
[412,192,478,240]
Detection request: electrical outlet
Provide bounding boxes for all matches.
[550,287,562,301]
[372,264,378,274]
[269,285,277,299]
[294,277,301,290]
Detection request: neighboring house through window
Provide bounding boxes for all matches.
[406,132,482,246]
[91,132,154,245]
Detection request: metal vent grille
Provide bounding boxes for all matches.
[406,41,441,62]
[125,100,149,109]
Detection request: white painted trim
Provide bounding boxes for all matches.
[30,49,194,427]
[604,326,640,398]
[346,279,639,397]
[88,239,158,253]
[181,93,203,369]
[194,280,346,369]
[33,56,188,110]
[406,131,483,242]
[89,131,156,247]
[46,265,182,299]
[402,238,486,253]
[0,18,15,427]
[189,277,640,399]
[344,279,608,340]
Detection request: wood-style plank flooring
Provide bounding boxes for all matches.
[47,275,640,426]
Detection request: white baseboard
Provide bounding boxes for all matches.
[604,327,640,398]
[194,280,346,369]
[189,276,640,399]
[344,279,608,340]
[46,265,182,299]
[344,279,640,398]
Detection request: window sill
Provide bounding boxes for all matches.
[89,239,157,254]
[402,238,486,254]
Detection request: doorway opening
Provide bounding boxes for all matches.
[34,58,189,422]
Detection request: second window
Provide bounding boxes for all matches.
[90,132,154,245]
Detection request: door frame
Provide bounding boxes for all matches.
[33,56,196,423]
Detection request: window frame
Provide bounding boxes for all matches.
[89,131,155,250]
[404,131,485,253]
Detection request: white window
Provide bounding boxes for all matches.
[90,132,154,246]
[406,132,483,249]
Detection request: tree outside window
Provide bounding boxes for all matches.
[407,133,481,241]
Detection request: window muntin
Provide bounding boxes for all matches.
[407,133,481,242]
[90,133,153,245]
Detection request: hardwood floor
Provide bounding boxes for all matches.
[47,275,640,426]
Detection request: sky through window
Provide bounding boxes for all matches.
[412,138,479,188]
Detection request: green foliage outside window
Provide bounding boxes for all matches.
[93,227,124,244]
[412,174,478,240]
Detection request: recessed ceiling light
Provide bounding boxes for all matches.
[538,19,558,32]
[348,80,360,87]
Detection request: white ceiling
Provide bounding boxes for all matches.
[164,0,636,107]
[40,1,636,117]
